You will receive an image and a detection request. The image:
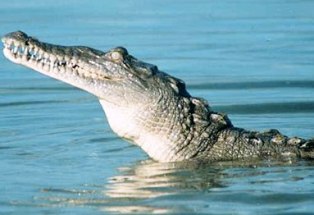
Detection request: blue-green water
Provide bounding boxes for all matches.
[1,0,314,214]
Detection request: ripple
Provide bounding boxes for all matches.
[189,80,314,90]
[0,100,66,108]
[41,188,96,195]
[0,86,73,92]
[216,101,314,114]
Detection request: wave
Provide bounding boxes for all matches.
[0,86,74,92]
[0,100,65,108]
[189,80,314,90]
[215,101,314,114]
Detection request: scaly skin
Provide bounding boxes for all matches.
[2,31,314,162]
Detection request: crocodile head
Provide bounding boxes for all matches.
[2,31,166,102]
[2,31,214,162]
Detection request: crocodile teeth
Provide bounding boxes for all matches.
[4,41,52,66]
[12,47,17,54]
[2,38,103,80]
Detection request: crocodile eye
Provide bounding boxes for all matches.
[111,51,123,62]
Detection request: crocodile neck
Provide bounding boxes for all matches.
[99,91,232,162]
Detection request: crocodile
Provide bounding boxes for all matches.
[2,31,314,162]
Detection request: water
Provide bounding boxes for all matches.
[1,0,314,214]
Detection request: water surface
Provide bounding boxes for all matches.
[1,0,314,214]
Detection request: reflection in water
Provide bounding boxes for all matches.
[34,159,229,214]
[15,159,312,214]
[102,160,227,214]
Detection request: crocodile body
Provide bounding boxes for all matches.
[2,31,314,162]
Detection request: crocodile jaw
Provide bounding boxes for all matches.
[1,31,113,98]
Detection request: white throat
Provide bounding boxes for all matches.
[98,99,140,142]
[98,99,182,162]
